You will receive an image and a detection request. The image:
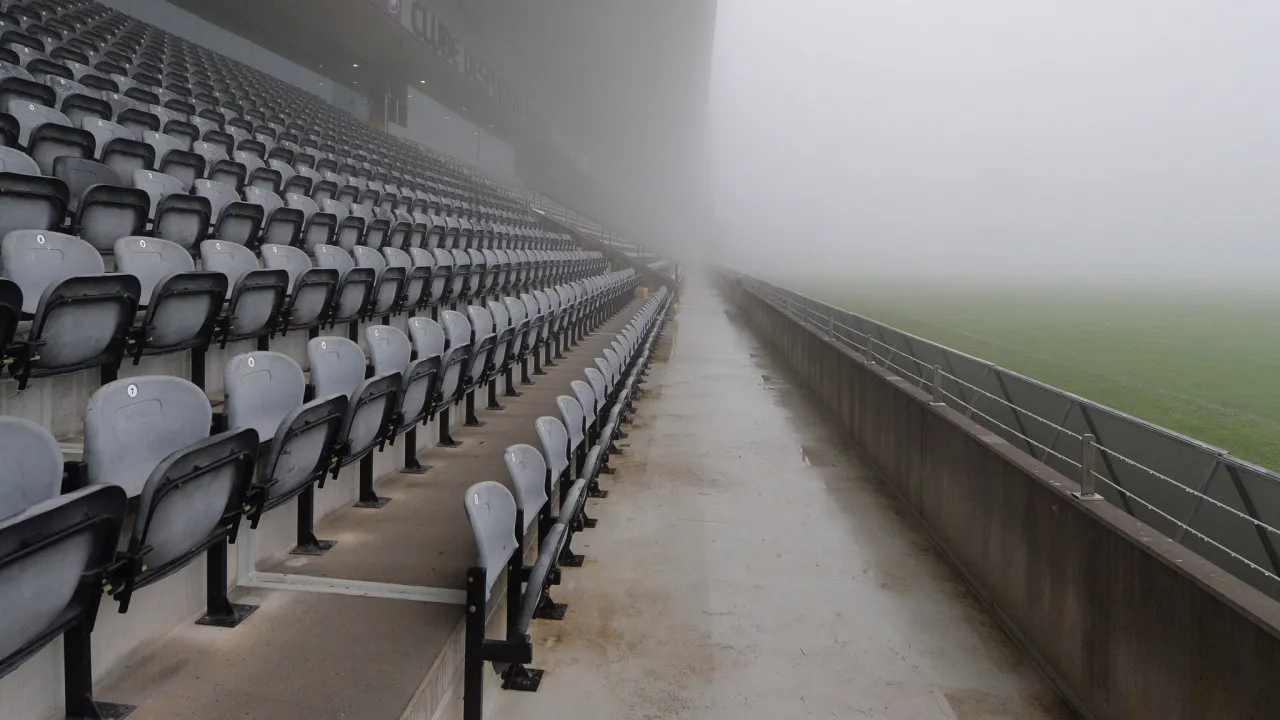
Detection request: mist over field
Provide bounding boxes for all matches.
[708,0,1280,282]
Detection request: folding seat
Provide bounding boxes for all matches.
[480,248,502,297]
[132,168,208,250]
[54,157,148,252]
[82,116,154,177]
[0,229,140,388]
[199,239,287,345]
[312,243,374,328]
[503,295,533,384]
[223,350,346,552]
[284,165,316,196]
[459,477,564,718]
[335,181,360,205]
[556,394,605,492]
[448,248,471,305]
[366,324,438,473]
[387,210,413,250]
[442,217,462,249]
[311,178,337,204]
[0,148,66,235]
[427,247,455,311]
[465,248,488,301]
[260,243,337,332]
[245,185,303,246]
[485,298,519,402]
[194,177,262,245]
[286,191,336,252]
[353,244,405,317]
[232,134,262,159]
[306,335,400,505]
[362,205,393,248]
[0,449,126,716]
[460,304,497,425]
[82,375,259,623]
[141,129,204,189]
[246,163,282,193]
[114,236,226,374]
[10,100,93,173]
[433,310,472,446]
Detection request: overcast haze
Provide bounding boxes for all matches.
[710,1,1280,280]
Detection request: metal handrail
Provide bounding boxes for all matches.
[738,273,1280,598]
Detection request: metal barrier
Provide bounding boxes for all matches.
[739,274,1280,599]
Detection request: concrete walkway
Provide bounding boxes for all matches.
[493,281,1076,720]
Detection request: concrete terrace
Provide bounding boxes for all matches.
[81,297,648,720]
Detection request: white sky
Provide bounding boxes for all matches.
[710,1,1280,280]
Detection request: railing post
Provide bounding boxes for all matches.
[826,312,834,340]
[1076,434,1100,499]
[932,365,944,404]
[865,338,876,364]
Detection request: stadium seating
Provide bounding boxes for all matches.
[0,2,662,717]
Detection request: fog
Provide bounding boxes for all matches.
[710,1,1280,281]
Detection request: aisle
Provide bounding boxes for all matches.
[492,280,1074,720]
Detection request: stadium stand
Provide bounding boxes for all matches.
[0,1,676,718]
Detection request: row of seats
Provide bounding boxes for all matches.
[0,226,608,390]
[0,264,643,718]
[463,288,673,718]
[0,1,567,255]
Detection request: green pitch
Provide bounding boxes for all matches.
[787,276,1280,471]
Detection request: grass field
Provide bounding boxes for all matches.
[786,277,1280,471]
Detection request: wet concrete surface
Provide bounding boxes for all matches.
[493,281,1075,720]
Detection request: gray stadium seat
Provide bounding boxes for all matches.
[114,235,226,366]
[353,244,404,317]
[0,229,140,388]
[307,335,400,505]
[312,244,374,326]
[0,482,127,716]
[286,191,336,252]
[199,239,287,344]
[462,479,564,714]
[260,243,337,332]
[84,375,258,622]
[367,324,439,474]
[224,351,346,553]
[0,415,62,520]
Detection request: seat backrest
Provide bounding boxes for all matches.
[259,243,311,288]
[306,335,365,400]
[556,395,585,451]
[503,443,547,532]
[312,243,354,276]
[351,244,385,271]
[571,380,597,423]
[0,416,62,520]
[534,416,570,484]
[0,229,103,314]
[193,178,239,217]
[285,192,319,216]
[113,235,193,305]
[0,144,38,174]
[464,480,518,597]
[407,316,445,360]
[84,375,212,497]
[441,309,471,352]
[366,324,410,377]
[585,368,608,408]
[225,351,305,440]
[199,239,259,300]
[244,184,282,214]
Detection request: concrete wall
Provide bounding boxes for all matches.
[722,277,1280,720]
